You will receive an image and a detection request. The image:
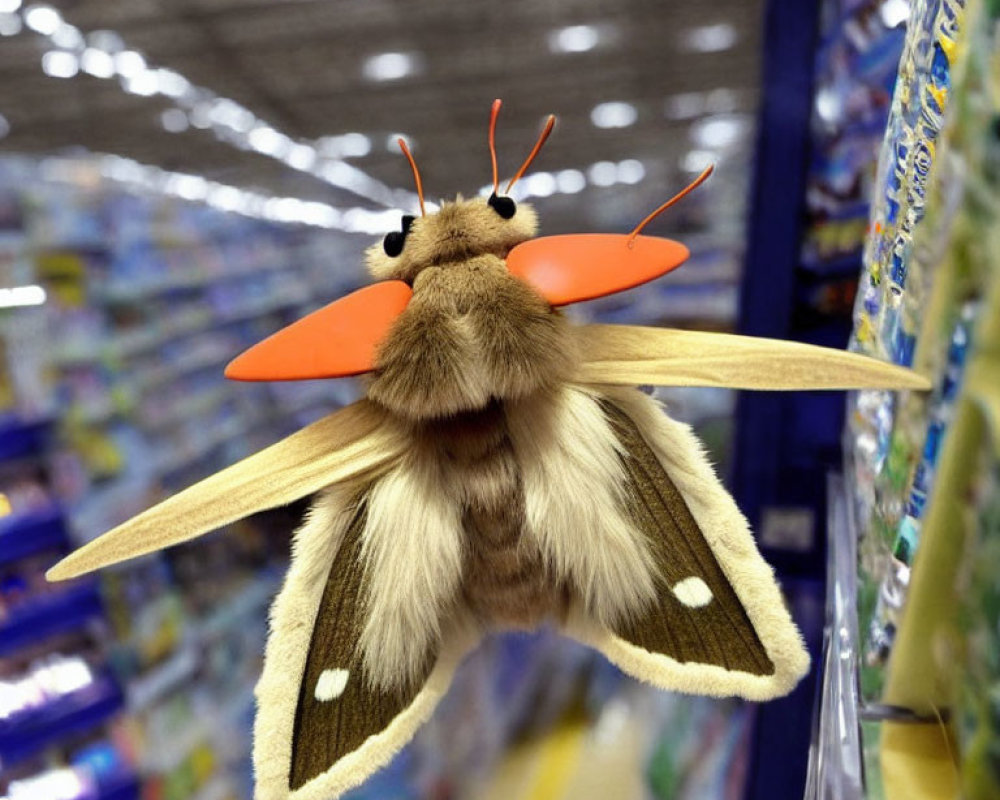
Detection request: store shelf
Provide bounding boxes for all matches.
[97,772,142,800]
[0,582,105,657]
[0,673,124,766]
[98,259,295,304]
[0,415,53,462]
[805,474,864,800]
[127,644,200,713]
[193,575,279,643]
[0,504,68,566]
[190,775,236,800]
[799,252,863,278]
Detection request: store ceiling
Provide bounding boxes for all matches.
[0,0,764,236]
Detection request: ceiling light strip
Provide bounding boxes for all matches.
[18,3,414,209]
[39,152,408,235]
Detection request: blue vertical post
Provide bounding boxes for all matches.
[734,0,822,528]
[734,0,825,798]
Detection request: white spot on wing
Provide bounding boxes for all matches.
[672,576,713,608]
[314,668,350,701]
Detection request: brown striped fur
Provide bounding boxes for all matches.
[419,402,567,628]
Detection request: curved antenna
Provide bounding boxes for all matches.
[627,164,714,244]
[397,137,426,216]
[489,99,502,195]
[506,114,556,193]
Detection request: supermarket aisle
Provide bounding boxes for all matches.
[4,1,999,799]
[0,2,769,798]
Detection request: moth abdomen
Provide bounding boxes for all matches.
[425,400,566,628]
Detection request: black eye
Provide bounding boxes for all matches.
[488,193,516,219]
[383,215,415,257]
[383,231,405,257]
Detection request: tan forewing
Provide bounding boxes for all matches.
[47,400,405,581]
[575,324,930,391]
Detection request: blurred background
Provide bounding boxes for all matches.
[1,0,998,799]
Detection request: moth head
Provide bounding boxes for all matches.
[366,101,554,284]
[365,197,538,282]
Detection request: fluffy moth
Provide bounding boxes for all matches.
[48,100,928,800]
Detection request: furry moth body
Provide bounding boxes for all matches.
[254,195,804,800]
[47,103,930,800]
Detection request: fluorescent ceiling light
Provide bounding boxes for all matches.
[41,50,79,79]
[363,52,417,82]
[81,48,114,78]
[188,103,212,129]
[27,15,409,208]
[0,0,21,13]
[0,12,21,35]
[617,159,645,185]
[50,23,84,49]
[681,149,716,173]
[588,161,618,187]
[548,24,600,53]
[123,70,157,96]
[209,99,254,131]
[248,126,292,157]
[87,29,123,53]
[156,69,190,99]
[24,4,61,35]
[339,133,371,158]
[114,50,146,78]
[590,101,637,129]
[684,23,738,53]
[167,174,209,202]
[555,169,586,194]
[160,108,189,133]
[285,144,317,171]
[0,285,47,308]
[317,132,372,159]
[522,172,556,198]
[691,114,748,149]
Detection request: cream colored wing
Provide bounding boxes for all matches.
[46,400,406,581]
[574,324,930,391]
[564,387,809,701]
[256,486,478,800]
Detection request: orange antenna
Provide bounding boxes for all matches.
[397,137,426,216]
[627,164,714,244]
[506,114,556,193]
[489,99,502,195]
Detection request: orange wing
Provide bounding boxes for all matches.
[505,233,690,306]
[225,281,412,381]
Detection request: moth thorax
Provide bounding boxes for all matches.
[368,259,577,421]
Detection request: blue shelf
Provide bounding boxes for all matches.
[799,252,863,279]
[0,673,124,766]
[0,505,69,566]
[97,772,142,800]
[0,415,53,462]
[0,582,105,657]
